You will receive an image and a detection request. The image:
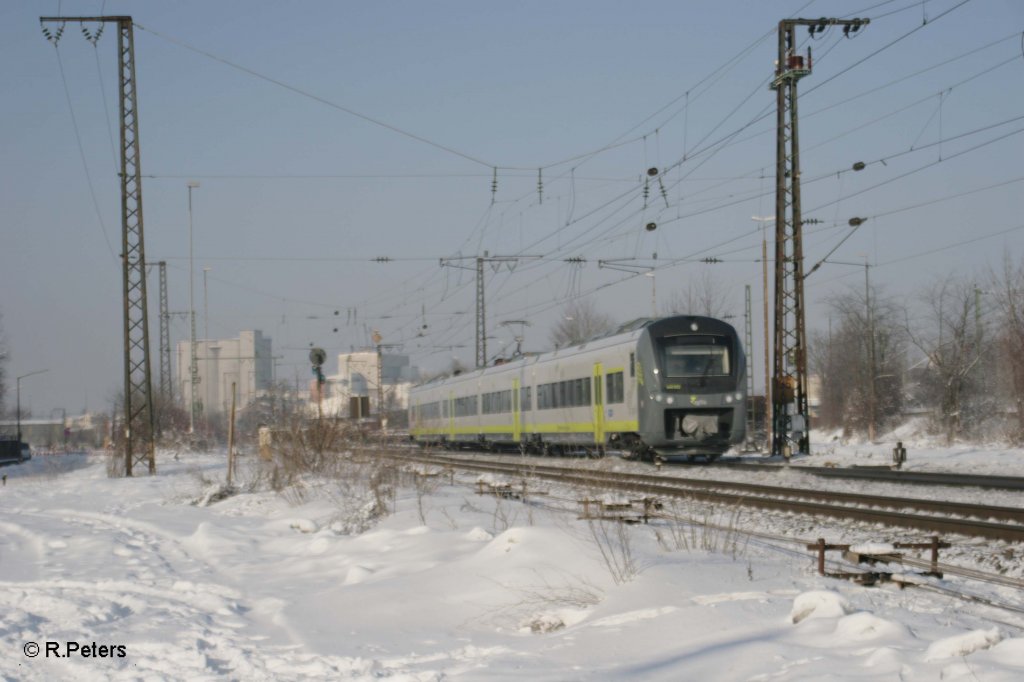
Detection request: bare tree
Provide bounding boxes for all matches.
[418,357,467,383]
[989,254,1024,442]
[904,276,985,444]
[664,270,734,318]
[550,299,615,348]
[810,286,905,438]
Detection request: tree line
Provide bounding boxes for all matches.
[551,262,1024,445]
[810,256,1024,444]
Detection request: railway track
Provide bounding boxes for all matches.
[709,460,1024,491]
[389,450,1024,543]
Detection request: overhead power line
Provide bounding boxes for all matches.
[133,22,495,169]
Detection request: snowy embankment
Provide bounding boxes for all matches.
[1,449,1022,680]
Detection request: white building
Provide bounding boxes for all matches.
[321,350,418,417]
[176,330,273,415]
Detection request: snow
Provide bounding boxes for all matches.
[0,445,1022,680]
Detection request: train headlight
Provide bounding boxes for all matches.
[654,394,662,402]
[690,323,699,331]
[735,392,743,401]
[666,396,674,404]
[724,395,733,403]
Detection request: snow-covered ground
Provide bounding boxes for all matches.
[1,440,1022,681]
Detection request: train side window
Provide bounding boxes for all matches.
[520,386,532,411]
[630,353,635,377]
[606,371,624,403]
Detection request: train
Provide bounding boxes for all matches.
[408,315,746,461]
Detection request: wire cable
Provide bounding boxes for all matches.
[53,44,116,260]
[133,22,495,169]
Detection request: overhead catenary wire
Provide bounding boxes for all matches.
[52,42,116,260]
[52,3,1010,369]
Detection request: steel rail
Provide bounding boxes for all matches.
[394,450,1024,543]
[712,461,1024,491]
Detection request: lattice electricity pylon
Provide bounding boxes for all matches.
[770,17,868,458]
[41,15,156,475]
[439,253,541,368]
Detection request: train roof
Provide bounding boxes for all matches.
[413,318,657,389]
[412,314,737,391]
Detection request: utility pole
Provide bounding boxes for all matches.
[187,181,200,436]
[770,16,868,458]
[41,15,158,475]
[744,285,756,448]
[158,261,172,405]
[440,253,541,368]
[865,257,876,442]
[372,330,384,424]
[203,266,211,340]
[761,224,771,448]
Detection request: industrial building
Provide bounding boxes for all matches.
[176,330,273,416]
[319,350,419,418]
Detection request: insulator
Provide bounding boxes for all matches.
[645,222,657,232]
[537,168,543,204]
[658,177,669,208]
[491,167,498,203]
[647,167,659,177]
[643,178,650,206]
[42,23,65,45]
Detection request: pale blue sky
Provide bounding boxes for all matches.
[3,0,1024,414]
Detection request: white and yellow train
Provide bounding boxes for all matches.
[408,315,746,460]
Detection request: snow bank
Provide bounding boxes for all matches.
[925,628,1003,661]
[789,590,852,624]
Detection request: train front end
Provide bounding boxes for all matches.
[634,316,746,460]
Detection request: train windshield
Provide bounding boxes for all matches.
[659,335,731,378]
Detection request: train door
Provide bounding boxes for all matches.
[592,362,605,445]
[513,377,521,443]
[448,392,454,441]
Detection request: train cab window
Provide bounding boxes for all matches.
[660,336,731,378]
[629,352,635,377]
